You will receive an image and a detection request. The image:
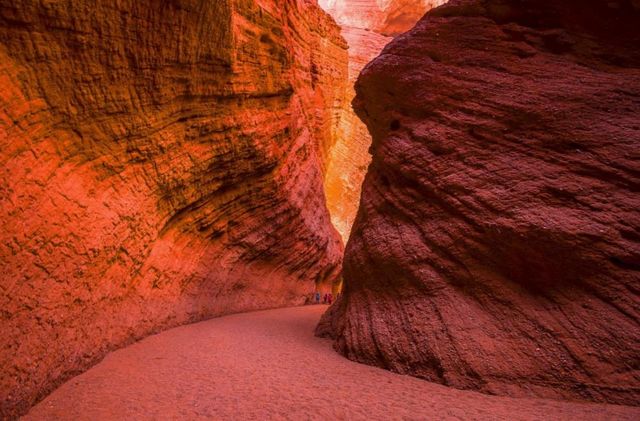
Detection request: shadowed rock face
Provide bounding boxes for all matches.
[320,0,640,405]
[0,0,346,416]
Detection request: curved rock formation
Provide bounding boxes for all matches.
[0,0,346,416]
[321,0,640,405]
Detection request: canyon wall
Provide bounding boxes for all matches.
[0,0,346,416]
[321,0,640,405]
[321,0,446,240]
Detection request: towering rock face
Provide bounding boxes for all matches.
[0,0,346,416]
[320,0,446,240]
[322,0,640,406]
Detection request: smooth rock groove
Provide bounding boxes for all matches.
[320,0,640,406]
[0,0,346,416]
[24,306,640,420]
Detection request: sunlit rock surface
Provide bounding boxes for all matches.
[323,27,391,240]
[320,0,446,240]
[321,0,640,406]
[319,0,446,35]
[0,0,346,416]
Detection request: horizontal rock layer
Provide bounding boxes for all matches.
[0,0,346,417]
[322,0,640,406]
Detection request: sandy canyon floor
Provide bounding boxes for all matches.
[24,306,639,420]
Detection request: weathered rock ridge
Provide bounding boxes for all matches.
[321,0,446,240]
[321,0,640,406]
[0,0,346,416]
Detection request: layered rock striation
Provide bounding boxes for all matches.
[321,0,640,405]
[0,0,346,416]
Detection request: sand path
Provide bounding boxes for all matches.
[25,306,639,420]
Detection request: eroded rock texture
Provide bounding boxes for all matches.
[0,0,346,416]
[322,0,640,405]
[321,0,446,240]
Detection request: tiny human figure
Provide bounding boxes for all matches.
[315,291,321,304]
[328,293,333,305]
[323,293,328,304]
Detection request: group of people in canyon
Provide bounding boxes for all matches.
[311,291,335,305]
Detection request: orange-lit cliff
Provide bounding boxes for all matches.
[0,0,346,416]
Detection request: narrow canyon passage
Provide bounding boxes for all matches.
[2,0,639,418]
[24,306,639,420]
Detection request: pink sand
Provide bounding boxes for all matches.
[25,306,640,420]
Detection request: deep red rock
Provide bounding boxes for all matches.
[321,0,640,405]
[0,0,346,417]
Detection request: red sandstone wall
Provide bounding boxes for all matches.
[320,0,640,406]
[0,0,347,416]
